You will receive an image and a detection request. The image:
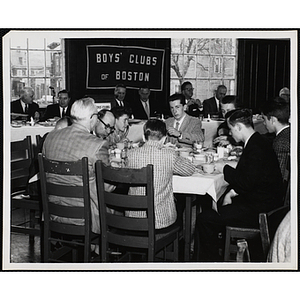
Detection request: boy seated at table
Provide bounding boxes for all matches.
[126,119,195,230]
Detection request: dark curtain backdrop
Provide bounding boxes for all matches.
[237,39,290,113]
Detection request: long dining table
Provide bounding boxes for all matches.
[173,159,238,261]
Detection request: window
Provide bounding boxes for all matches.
[170,38,237,101]
[10,38,65,108]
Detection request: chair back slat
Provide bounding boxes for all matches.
[101,165,149,184]
[46,183,84,198]
[107,231,149,249]
[104,191,148,209]
[49,221,86,236]
[106,213,149,231]
[96,161,155,261]
[48,202,85,219]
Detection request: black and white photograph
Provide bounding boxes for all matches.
[2,29,297,274]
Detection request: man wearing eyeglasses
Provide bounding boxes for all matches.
[94,109,116,140]
[42,98,115,239]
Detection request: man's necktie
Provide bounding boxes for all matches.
[144,102,150,119]
[25,104,28,114]
[120,101,124,107]
[62,108,66,117]
[175,122,180,131]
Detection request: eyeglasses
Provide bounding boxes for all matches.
[98,118,115,133]
[184,88,194,92]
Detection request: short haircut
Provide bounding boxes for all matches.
[55,116,72,129]
[20,87,34,96]
[143,118,167,140]
[111,106,131,119]
[169,93,186,106]
[181,81,192,91]
[58,89,70,97]
[70,97,96,121]
[227,108,254,128]
[221,95,239,106]
[139,84,150,90]
[98,109,110,120]
[260,99,290,124]
[115,83,126,90]
[217,84,227,91]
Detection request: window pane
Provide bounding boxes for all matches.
[29,78,46,102]
[46,51,62,77]
[11,78,28,101]
[28,38,45,49]
[10,37,27,49]
[11,50,28,77]
[196,56,209,78]
[29,51,45,77]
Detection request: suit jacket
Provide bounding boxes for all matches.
[130,98,162,120]
[11,99,39,121]
[126,140,195,229]
[223,132,283,213]
[110,97,131,111]
[165,114,204,148]
[203,97,222,118]
[273,126,290,181]
[42,103,71,120]
[42,122,111,234]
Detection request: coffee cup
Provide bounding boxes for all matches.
[116,142,125,150]
[194,153,206,163]
[202,163,215,174]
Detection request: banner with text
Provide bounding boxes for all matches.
[86,45,165,91]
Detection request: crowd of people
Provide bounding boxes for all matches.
[11,82,291,261]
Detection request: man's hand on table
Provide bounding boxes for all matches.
[222,189,238,206]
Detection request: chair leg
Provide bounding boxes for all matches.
[29,209,35,245]
[174,236,179,262]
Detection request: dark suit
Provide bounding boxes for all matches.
[11,99,39,121]
[194,132,283,261]
[130,98,162,120]
[42,103,71,121]
[203,97,222,118]
[110,98,131,111]
[273,126,290,181]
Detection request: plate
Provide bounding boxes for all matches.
[11,124,22,128]
[47,118,56,122]
[38,121,53,127]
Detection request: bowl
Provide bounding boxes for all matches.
[202,163,215,174]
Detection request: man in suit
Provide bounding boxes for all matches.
[193,109,283,261]
[165,93,204,148]
[110,84,131,112]
[42,97,115,236]
[181,81,202,117]
[94,109,116,141]
[11,87,40,121]
[203,84,227,118]
[131,85,162,120]
[261,98,290,181]
[42,89,72,120]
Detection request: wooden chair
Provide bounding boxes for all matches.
[224,188,290,262]
[259,205,290,260]
[11,136,41,244]
[95,161,180,262]
[38,154,98,263]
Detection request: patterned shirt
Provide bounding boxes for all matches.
[126,140,195,229]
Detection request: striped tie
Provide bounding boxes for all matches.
[175,122,180,131]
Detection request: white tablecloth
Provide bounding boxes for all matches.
[173,172,227,202]
[11,124,55,144]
